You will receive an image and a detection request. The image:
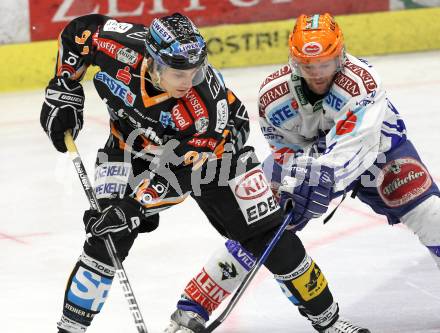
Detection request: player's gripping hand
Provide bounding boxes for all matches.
[40,77,84,152]
[83,197,147,240]
[279,157,334,230]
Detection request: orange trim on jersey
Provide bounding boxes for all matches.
[227,90,236,104]
[56,32,88,80]
[70,64,88,81]
[110,120,162,154]
[140,59,171,108]
[56,33,63,74]
[140,136,151,148]
[142,195,188,208]
[214,142,225,157]
[110,122,128,150]
[213,129,230,158]
[140,135,161,152]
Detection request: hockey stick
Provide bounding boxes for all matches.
[203,210,295,333]
[64,131,148,333]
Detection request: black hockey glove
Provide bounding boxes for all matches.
[40,77,84,152]
[279,157,334,231]
[84,197,150,240]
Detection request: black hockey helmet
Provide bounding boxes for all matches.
[145,13,207,70]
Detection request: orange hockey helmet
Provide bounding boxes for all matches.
[289,14,345,77]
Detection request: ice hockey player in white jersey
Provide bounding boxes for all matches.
[259,13,440,256]
[163,13,377,333]
[257,11,440,327]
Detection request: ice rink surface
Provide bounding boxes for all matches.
[2,51,440,333]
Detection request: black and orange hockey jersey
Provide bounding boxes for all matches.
[52,14,249,169]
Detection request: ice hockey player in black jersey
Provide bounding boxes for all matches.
[40,13,370,333]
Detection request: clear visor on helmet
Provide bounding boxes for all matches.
[153,58,208,87]
[288,53,343,79]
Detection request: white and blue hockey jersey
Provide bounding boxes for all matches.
[258,54,407,192]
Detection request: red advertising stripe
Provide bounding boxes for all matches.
[29,0,389,42]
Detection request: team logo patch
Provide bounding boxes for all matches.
[179,42,200,52]
[268,100,299,127]
[151,19,175,43]
[325,90,347,112]
[92,36,121,57]
[215,99,228,133]
[57,64,76,77]
[134,179,169,206]
[302,42,323,55]
[234,169,269,200]
[116,66,132,85]
[229,167,279,225]
[159,111,176,129]
[377,157,432,207]
[188,54,200,64]
[184,269,230,313]
[335,110,357,135]
[67,266,112,312]
[218,262,238,280]
[94,72,136,107]
[171,102,192,131]
[183,89,209,135]
[92,34,141,68]
[291,262,328,302]
[334,72,360,97]
[259,81,290,110]
[103,19,133,33]
[195,117,209,134]
[94,162,130,199]
[344,60,377,93]
[45,89,84,106]
[225,240,256,271]
[116,48,142,68]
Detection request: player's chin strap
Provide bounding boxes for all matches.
[64,131,149,333]
[202,210,296,333]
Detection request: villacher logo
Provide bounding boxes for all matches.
[378,157,432,207]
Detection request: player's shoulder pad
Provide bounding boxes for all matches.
[259,64,292,92]
[258,65,293,119]
[95,18,148,54]
[329,54,383,106]
[325,54,383,113]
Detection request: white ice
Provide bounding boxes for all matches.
[1,51,440,333]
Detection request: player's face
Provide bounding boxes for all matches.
[299,60,338,95]
[159,67,200,98]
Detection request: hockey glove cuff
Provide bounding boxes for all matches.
[279,157,335,230]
